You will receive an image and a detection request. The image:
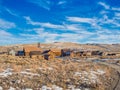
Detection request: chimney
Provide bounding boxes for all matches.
[38,42,40,48]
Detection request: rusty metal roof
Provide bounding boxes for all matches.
[23,46,42,52]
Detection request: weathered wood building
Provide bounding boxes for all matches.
[23,46,42,57]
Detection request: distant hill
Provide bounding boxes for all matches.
[0,42,120,52]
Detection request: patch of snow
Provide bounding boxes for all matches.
[47,67,53,70]
[52,85,63,90]
[74,89,81,90]
[22,88,33,90]
[25,69,31,72]
[8,87,15,90]
[20,71,40,76]
[39,67,53,71]
[0,86,3,90]
[96,69,105,75]
[39,67,44,70]
[41,86,47,90]
[74,69,105,84]
[84,88,90,90]
[0,68,13,77]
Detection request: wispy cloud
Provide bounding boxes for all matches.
[58,0,67,5]
[89,30,120,44]
[5,8,19,17]
[98,1,120,12]
[98,2,110,9]
[26,0,52,10]
[0,30,12,37]
[24,16,64,29]
[115,12,120,17]
[112,7,120,11]
[67,17,94,23]
[0,30,15,45]
[24,13,120,44]
[0,18,16,30]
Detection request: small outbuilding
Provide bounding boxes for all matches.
[61,49,71,57]
[8,49,16,56]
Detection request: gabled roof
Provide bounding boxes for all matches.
[23,46,42,52]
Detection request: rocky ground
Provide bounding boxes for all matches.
[0,55,119,90]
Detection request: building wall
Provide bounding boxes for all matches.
[31,55,44,59]
[116,54,120,56]
[8,50,16,56]
[24,52,30,56]
[48,51,61,57]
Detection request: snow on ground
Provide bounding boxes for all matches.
[20,71,40,76]
[23,88,33,90]
[39,67,53,71]
[74,69,105,84]
[0,68,13,77]
[0,86,3,90]
[8,87,15,90]
[41,85,63,90]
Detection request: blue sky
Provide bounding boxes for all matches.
[0,0,120,45]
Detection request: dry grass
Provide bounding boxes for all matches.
[0,55,117,90]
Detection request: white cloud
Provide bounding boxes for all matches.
[112,7,120,11]
[24,16,84,31]
[27,0,51,10]
[58,1,66,5]
[88,30,120,44]
[23,15,120,44]
[67,17,94,23]
[5,8,19,17]
[0,30,12,37]
[100,10,109,15]
[63,24,80,30]
[0,30,17,45]
[115,12,120,17]
[98,2,110,9]
[24,16,64,29]
[40,22,64,29]
[0,18,16,30]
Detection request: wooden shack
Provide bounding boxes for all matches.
[102,52,120,56]
[8,49,16,56]
[29,51,44,59]
[61,49,71,56]
[23,46,42,57]
[82,51,92,56]
[91,51,103,56]
[48,48,61,57]
[17,51,24,56]
[70,51,83,58]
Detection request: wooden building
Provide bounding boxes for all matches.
[61,49,71,57]
[48,48,62,57]
[70,51,83,58]
[17,51,24,56]
[23,46,42,57]
[91,51,103,56]
[8,49,16,56]
[29,51,44,59]
[82,51,92,56]
[102,51,120,56]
